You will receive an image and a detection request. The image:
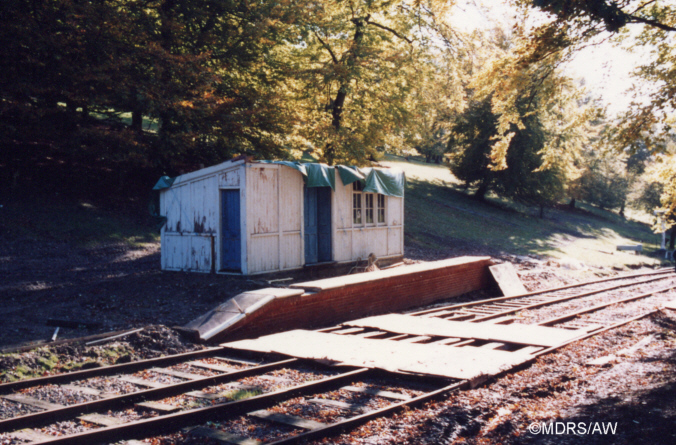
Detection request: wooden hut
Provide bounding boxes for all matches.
[155,158,405,275]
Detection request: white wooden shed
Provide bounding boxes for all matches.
[156,158,405,275]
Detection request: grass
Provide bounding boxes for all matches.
[1,192,159,249]
[382,154,669,271]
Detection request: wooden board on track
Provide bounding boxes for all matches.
[344,314,586,347]
[489,263,527,297]
[223,330,534,381]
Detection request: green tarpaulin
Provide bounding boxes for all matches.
[152,176,175,191]
[259,162,404,197]
[154,162,404,198]
[363,168,405,198]
[304,163,336,190]
[336,165,365,187]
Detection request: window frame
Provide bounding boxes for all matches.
[352,182,387,228]
[377,193,386,225]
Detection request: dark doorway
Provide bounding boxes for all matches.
[220,189,241,271]
[304,186,332,264]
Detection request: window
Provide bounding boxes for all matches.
[353,182,386,227]
[353,193,362,224]
[377,194,386,223]
[365,194,374,224]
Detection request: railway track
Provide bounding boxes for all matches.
[1,268,675,445]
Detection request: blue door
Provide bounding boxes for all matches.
[316,187,332,262]
[221,189,241,271]
[304,186,332,264]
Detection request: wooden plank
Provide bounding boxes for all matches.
[3,394,64,411]
[487,317,516,325]
[61,384,102,396]
[427,338,462,345]
[248,410,325,430]
[332,327,366,335]
[185,390,224,400]
[135,401,181,413]
[78,413,124,427]
[384,334,410,341]
[151,367,203,380]
[616,245,642,253]
[341,386,410,401]
[351,331,390,339]
[489,263,527,297]
[663,300,676,311]
[117,376,166,389]
[191,426,262,445]
[259,375,292,383]
[12,428,54,442]
[396,336,431,344]
[213,356,262,366]
[479,342,506,349]
[307,398,355,410]
[188,361,237,373]
[224,330,536,380]
[345,314,585,347]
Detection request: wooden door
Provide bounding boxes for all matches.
[220,189,241,271]
[304,186,332,265]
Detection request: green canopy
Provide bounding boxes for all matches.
[153,161,405,198]
[258,161,404,197]
[336,165,365,187]
[304,163,336,190]
[363,168,405,198]
[152,176,175,191]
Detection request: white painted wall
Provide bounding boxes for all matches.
[160,161,404,275]
[332,173,404,263]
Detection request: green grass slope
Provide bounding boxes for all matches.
[380,155,668,270]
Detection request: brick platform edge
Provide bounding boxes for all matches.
[180,256,493,344]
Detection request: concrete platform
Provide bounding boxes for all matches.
[182,256,493,343]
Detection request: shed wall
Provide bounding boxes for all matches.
[161,161,404,275]
[332,174,404,263]
[245,164,304,274]
[160,174,219,272]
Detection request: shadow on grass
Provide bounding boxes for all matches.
[404,179,658,260]
[0,190,158,248]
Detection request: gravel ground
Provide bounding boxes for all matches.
[3,209,676,444]
[305,310,676,445]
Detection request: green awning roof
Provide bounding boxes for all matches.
[152,176,175,190]
[155,161,405,198]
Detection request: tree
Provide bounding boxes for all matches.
[288,0,456,165]
[569,149,629,211]
[0,0,305,177]
[518,0,676,221]
[446,25,595,215]
[448,96,498,199]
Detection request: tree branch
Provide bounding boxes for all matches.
[627,14,676,32]
[364,18,412,44]
[313,31,339,64]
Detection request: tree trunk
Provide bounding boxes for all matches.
[539,204,545,219]
[474,181,489,201]
[325,17,366,165]
[568,198,576,210]
[131,110,143,134]
[670,227,675,250]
